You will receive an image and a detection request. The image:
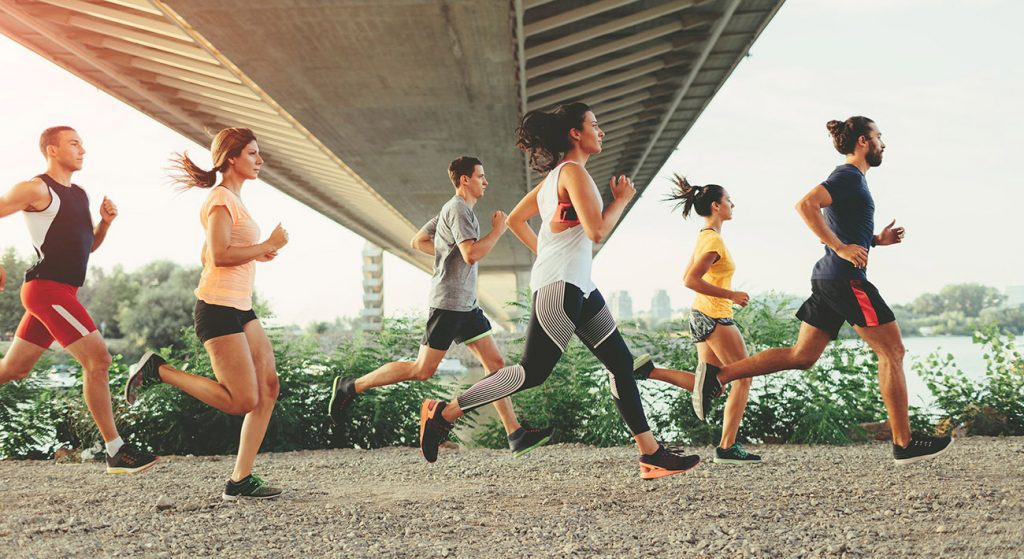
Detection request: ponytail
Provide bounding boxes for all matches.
[169,151,219,189]
[666,174,725,219]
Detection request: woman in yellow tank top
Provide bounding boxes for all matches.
[125,127,291,498]
[636,175,761,464]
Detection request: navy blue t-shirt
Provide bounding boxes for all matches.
[810,164,874,281]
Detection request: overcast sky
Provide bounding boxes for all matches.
[1,1,1020,327]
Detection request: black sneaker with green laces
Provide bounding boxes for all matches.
[508,425,554,458]
[222,474,283,501]
[125,351,166,405]
[714,443,762,465]
[106,443,159,475]
[893,433,953,465]
[328,376,358,425]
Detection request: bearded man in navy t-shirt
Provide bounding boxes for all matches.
[692,116,952,465]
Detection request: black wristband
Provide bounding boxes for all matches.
[870,235,878,247]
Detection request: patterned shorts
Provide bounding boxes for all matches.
[689,309,735,343]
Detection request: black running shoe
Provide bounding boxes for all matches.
[419,399,453,463]
[328,376,358,425]
[633,353,655,381]
[222,474,282,501]
[125,351,166,405]
[714,442,762,465]
[106,443,159,475]
[508,425,554,458]
[691,361,722,421]
[639,445,701,479]
[893,433,953,465]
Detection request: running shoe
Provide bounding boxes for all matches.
[508,425,554,458]
[106,443,159,475]
[893,433,953,465]
[124,351,166,405]
[328,376,358,425]
[691,360,722,421]
[714,442,762,465]
[419,399,453,463]
[633,353,655,381]
[222,474,283,501]
[639,445,701,479]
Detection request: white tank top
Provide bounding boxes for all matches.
[530,161,599,296]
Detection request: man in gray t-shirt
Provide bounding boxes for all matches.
[421,194,481,311]
[329,156,553,458]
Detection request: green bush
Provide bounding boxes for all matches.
[0,317,447,459]
[916,327,1024,436]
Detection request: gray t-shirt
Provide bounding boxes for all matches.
[423,195,480,311]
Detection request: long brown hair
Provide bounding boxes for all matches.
[514,102,591,173]
[170,127,257,189]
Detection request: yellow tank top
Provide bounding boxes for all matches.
[690,229,735,318]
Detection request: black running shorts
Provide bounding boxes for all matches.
[421,307,493,350]
[796,279,895,340]
[194,299,258,343]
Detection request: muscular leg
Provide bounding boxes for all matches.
[63,332,119,443]
[232,320,279,481]
[157,333,259,415]
[702,325,751,448]
[0,337,47,384]
[717,322,832,384]
[465,335,521,434]
[853,321,911,447]
[354,344,448,393]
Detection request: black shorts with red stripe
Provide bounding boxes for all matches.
[796,279,895,340]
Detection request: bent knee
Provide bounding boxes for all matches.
[230,390,260,415]
[83,352,113,375]
[411,364,439,382]
[877,344,906,363]
[261,373,280,401]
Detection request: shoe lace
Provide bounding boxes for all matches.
[249,474,266,489]
[731,443,749,458]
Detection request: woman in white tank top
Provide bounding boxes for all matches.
[417,102,702,479]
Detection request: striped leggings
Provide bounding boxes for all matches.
[455,281,650,435]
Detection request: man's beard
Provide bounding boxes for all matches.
[866,149,883,167]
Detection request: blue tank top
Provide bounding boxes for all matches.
[23,174,95,287]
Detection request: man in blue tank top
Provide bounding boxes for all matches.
[0,126,157,474]
[692,117,952,465]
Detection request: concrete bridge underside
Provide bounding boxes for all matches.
[0,0,784,325]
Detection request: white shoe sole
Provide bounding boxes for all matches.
[124,351,155,405]
[691,361,708,421]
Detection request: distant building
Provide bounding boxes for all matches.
[650,289,672,324]
[1006,286,1024,307]
[361,242,384,332]
[608,291,633,321]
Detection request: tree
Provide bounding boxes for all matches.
[77,265,140,338]
[939,283,1005,318]
[0,248,34,337]
[117,261,201,351]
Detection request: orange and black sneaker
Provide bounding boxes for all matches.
[419,399,453,463]
[106,443,159,475]
[639,445,700,480]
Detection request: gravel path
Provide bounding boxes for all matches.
[1,437,1021,558]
